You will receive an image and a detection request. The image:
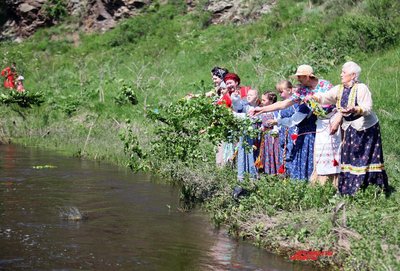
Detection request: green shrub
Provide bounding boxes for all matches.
[114,81,139,106]
[335,14,398,53]
[43,0,68,22]
[49,95,81,116]
[365,0,400,19]
[0,90,44,108]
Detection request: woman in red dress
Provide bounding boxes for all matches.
[1,63,17,89]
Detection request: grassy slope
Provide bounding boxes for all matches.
[1,0,399,270]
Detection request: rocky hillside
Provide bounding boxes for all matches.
[0,0,276,42]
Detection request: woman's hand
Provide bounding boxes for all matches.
[303,94,318,103]
[340,106,356,115]
[266,119,278,126]
[248,107,263,116]
[205,90,215,97]
[330,112,342,135]
[232,87,240,96]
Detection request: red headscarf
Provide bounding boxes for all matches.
[223,73,240,85]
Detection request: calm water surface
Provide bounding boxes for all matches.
[0,145,320,270]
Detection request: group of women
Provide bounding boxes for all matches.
[209,61,388,196]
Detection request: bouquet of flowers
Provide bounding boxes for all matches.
[292,87,328,118]
[305,96,327,118]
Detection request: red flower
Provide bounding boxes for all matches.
[291,134,298,141]
[333,159,339,166]
[278,165,285,174]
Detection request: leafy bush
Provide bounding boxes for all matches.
[114,81,138,106]
[334,14,398,53]
[49,95,80,116]
[0,90,44,108]
[43,0,68,22]
[365,0,400,19]
[284,0,400,71]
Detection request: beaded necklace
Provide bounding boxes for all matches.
[336,83,358,110]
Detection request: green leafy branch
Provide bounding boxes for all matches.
[0,91,44,108]
[121,95,261,170]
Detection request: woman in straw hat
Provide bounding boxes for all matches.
[312,61,388,195]
[294,65,342,186]
[250,65,342,183]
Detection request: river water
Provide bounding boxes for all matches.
[0,145,320,270]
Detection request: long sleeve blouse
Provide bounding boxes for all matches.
[315,83,378,131]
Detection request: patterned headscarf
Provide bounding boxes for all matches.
[211,67,228,80]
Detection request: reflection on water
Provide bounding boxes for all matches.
[0,145,319,270]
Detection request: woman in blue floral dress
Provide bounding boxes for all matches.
[266,101,317,180]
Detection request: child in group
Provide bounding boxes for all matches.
[267,81,316,181]
[16,75,25,92]
[255,91,281,174]
[231,88,260,198]
[273,80,298,176]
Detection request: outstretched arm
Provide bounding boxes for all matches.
[276,111,308,128]
[249,99,295,116]
[313,85,338,106]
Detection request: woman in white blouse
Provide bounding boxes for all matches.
[313,61,388,195]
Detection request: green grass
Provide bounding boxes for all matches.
[1,0,400,270]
